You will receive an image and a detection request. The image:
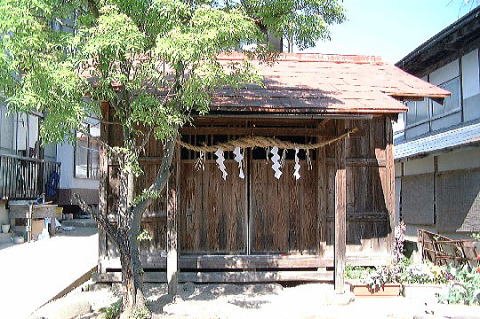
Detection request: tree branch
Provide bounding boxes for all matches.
[130,136,177,218]
[73,193,119,242]
[87,0,100,18]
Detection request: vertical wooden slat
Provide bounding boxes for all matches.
[334,120,347,293]
[246,147,251,255]
[317,122,327,256]
[167,146,179,295]
[385,116,396,252]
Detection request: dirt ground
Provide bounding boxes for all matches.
[31,281,480,319]
[1,227,98,319]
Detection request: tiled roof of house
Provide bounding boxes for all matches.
[210,53,450,115]
[394,121,480,160]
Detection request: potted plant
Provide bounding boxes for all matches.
[348,222,407,297]
[348,264,403,297]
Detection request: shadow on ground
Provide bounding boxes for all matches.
[56,227,98,237]
[145,283,282,315]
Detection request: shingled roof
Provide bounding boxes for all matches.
[211,53,450,115]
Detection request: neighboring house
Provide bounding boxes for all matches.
[0,103,100,217]
[56,119,100,212]
[0,104,59,199]
[0,104,60,224]
[394,7,480,243]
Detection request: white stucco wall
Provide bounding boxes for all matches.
[403,156,434,176]
[56,142,99,190]
[437,148,480,172]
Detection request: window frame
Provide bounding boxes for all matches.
[430,76,462,121]
[74,123,99,180]
[405,99,431,129]
[403,75,463,132]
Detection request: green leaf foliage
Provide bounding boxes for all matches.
[437,265,480,305]
[0,0,345,147]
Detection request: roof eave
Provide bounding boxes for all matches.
[396,6,480,75]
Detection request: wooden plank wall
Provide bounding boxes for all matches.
[179,161,247,254]
[324,118,393,256]
[101,116,395,267]
[250,160,318,254]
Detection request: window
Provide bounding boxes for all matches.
[43,143,57,162]
[405,99,429,127]
[432,77,461,118]
[0,105,42,157]
[0,105,14,154]
[75,122,99,179]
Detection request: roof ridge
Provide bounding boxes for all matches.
[217,52,384,65]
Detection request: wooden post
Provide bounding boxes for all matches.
[167,147,179,296]
[317,121,327,257]
[334,120,347,293]
[385,116,396,252]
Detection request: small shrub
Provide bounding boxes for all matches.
[437,266,480,305]
[131,306,151,319]
[345,265,374,280]
[401,263,434,284]
[100,299,122,319]
[393,221,406,263]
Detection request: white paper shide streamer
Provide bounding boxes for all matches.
[270,146,282,179]
[233,147,245,179]
[215,148,228,180]
[293,148,301,180]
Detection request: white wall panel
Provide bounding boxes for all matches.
[438,148,480,172]
[404,156,434,176]
[57,142,99,190]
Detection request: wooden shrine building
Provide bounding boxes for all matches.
[95,53,449,291]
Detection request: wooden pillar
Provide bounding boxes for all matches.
[334,120,347,293]
[385,116,396,252]
[167,146,180,295]
[317,121,327,256]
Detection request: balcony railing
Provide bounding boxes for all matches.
[0,154,61,200]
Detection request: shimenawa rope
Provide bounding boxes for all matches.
[177,127,359,152]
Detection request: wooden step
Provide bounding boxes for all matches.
[93,270,334,284]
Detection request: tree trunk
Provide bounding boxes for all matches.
[119,231,146,315]
[116,154,149,317]
[98,138,176,317]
